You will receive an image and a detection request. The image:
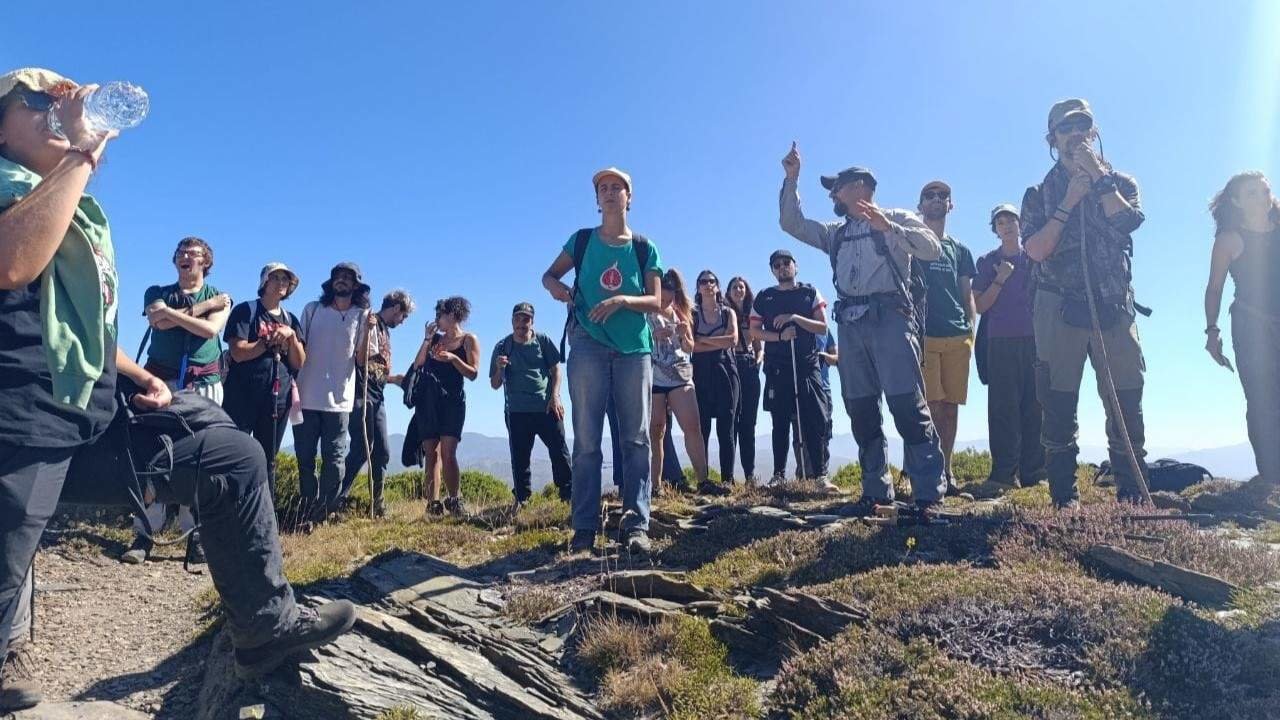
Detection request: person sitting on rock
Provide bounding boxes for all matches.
[0,67,355,713]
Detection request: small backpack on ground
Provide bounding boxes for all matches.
[1092,458,1213,493]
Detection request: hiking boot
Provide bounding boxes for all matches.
[186,532,206,566]
[426,500,445,517]
[769,471,787,486]
[443,495,466,516]
[556,484,572,502]
[696,480,730,497]
[906,499,944,523]
[0,643,41,712]
[233,600,357,679]
[944,474,962,497]
[372,499,387,519]
[568,530,596,553]
[624,530,652,554]
[816,475,841,494]
[120,535,152,565]
[744,475,758,489]
[968,478,1019,500]
[840,496,885,518]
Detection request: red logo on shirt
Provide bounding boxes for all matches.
[600,261,623,292]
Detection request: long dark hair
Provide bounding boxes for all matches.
[1210,171,1280,236]
[661,269,692,326]
[726,275,754,325]
[695,269,724,307]
[319,279,371,309]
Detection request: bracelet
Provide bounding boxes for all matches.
[1205,326,1220,334]
[1052,208,1071,222]
[65,146,97,171]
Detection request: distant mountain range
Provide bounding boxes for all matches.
[288,432,1257,491]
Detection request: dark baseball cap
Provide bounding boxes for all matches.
[820,166,877,191]
[512,302,535,318]
[769,249,795,266]
[1047,98,1093,131]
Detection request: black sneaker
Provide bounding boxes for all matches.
[696,480,730,497]
[905,499,944,523]
[120,534,152,565]
[372,499,387,519]
[443,496,466,516]
[0,643,41,712]
[426,500,446,517]
[569,530,596,553]
[944,474,962,497]
[624,530,652,554]
[186,532,206,566]
[233,600,358,679]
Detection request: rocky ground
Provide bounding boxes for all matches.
[17,470,1280,719]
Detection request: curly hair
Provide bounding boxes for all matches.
[172,236,214,276]
[381,289,416,315]
[1209,171,1280,236]
[434,295,471,323]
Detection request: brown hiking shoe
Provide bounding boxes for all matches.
[0,642,41,712]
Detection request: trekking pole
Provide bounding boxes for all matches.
[789,335,809,481]
[1079,212,1152,505]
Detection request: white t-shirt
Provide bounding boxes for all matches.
[296,301,365,412]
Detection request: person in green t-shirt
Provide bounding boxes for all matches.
[541,166,663,555]
[917,181,976,494]
[490,302,571,505]
[125,236,233,565]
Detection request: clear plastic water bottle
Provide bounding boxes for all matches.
[47,81,150,139]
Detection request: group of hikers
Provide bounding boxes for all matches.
[0,64,1277,713]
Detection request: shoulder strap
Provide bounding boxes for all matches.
[632,233,651,274]
[561,228,595,357]
[134,327,153,364]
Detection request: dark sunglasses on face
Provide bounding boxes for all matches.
[771,260,793,269]
[1055,118,1092,134]
[17,89,56,113]
[922,190,950,201]
[698,277,718,286]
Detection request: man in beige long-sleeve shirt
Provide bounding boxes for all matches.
[778,142,947,517]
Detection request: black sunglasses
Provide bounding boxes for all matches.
[1055,117,1093,134]
[697,276,718,286]
[922,190,950,201]
[16,89,56,113]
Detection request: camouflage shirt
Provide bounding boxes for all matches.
[1020,163,1144,302]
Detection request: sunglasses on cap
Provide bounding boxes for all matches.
[922,189,950,201]
[1055,117,1093,134]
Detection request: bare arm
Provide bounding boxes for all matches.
[975,282,1001,314]
[229,337,268,363]
[959,275,976,333]
[147,303,231,339]
[542,250,575,303]
[449,334,481,381]
[1205,231,1242,331]
[693,307,738,352]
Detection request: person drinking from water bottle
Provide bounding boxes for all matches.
[223,263,307,500]
[748,250,832,489]
[410,296,479,517]
[1021,99,1148,509]
[778,144,945,517]
[122,236,231,564]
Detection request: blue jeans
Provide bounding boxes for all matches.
[567,326,652,533]
[292,409,349,518]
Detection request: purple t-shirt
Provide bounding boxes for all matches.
[973,248,1035,338]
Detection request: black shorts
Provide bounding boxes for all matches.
[652,383,690,396]
[416,397,466,440]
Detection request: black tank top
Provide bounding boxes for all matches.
[1229,226,1280,317]
[424,334,466,402]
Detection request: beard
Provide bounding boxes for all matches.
[833,201,848,217]
[334,287,352,297]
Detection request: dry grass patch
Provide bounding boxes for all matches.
[575,614,761,719]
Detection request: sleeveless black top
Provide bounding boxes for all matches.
[1229,226,1280,318]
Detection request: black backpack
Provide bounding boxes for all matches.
[558,228,653,356]
[1093,458,1212,493]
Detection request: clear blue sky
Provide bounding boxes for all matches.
[7,2,1277,453]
